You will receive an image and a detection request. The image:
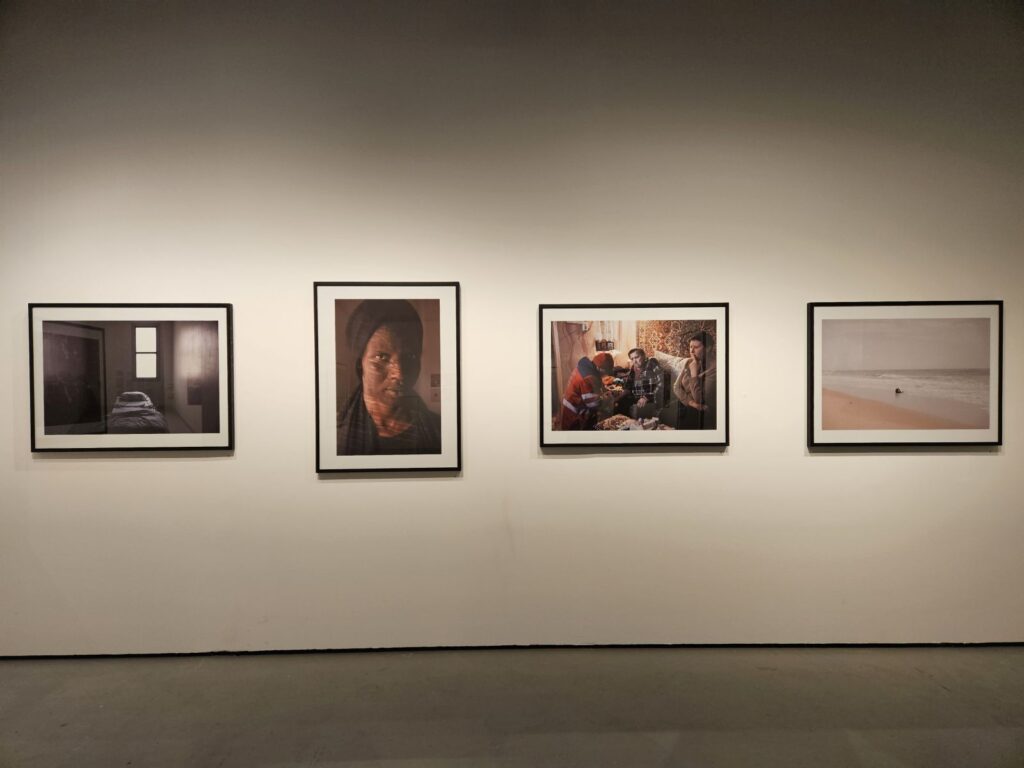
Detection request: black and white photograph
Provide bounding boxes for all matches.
[540,303,729,447]
[314,282,461,472]
[29,304,234,451]
[808,301,1003,447]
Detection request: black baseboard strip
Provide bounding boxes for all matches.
[3,640,1023,661]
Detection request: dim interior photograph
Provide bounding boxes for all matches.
[28,304,234,451]
[540,303,728,446]
[3,0,1024,766]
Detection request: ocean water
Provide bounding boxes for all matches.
[823,369,990,427]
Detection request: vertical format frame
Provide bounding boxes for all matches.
[314,282,462,473]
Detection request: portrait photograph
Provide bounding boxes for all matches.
[314,282,461,472]
[539,303,729,447]
[808,301,1003,446]
[29,304,234,451]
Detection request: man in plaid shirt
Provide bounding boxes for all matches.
[623,347,666,420]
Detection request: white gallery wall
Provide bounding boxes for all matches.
[1,0,1022,655]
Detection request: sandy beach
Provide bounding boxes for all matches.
[822,388,978,430]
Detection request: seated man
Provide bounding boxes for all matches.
[620,347,666,420]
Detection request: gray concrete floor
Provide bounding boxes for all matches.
[2,646,1023,767]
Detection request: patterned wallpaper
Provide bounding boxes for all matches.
[637,320,717,358]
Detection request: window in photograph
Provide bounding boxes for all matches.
[135,325,158,379]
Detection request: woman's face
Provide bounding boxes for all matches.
[688,338,705,362]
[360,324,421,408]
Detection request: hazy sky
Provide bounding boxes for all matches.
[822,318,991,371]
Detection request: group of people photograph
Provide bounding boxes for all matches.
[553,324,719,433]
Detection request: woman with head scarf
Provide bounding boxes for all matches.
[337,300,442,455]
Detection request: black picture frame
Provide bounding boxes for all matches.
[539,303,729,448]
[314,282,462,473]
[807,300,1003,448]
[29,303,234,452]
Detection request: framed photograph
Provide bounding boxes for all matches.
[808,301,1003,447]
[540,303,729,447]
[314,282,461,472]
[29,304,234,451]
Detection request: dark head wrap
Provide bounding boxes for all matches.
[346,299,423,374]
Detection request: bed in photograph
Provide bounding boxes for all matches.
[107,391,169,434]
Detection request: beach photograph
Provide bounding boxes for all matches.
[820,317,992,431]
